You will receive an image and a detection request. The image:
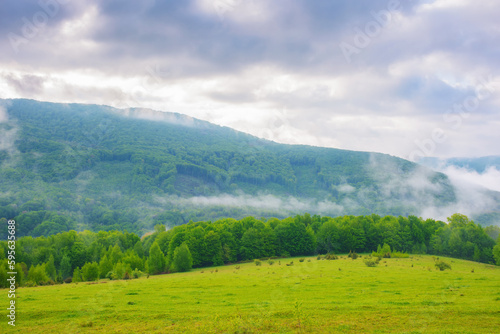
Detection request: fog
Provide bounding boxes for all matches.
[442,166,500,193]
[155,193,345,217]
[149,154,500,225]
[0,105,19,158]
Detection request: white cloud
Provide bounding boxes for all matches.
[443,166,500,193]
[0,0,499,160]
[155,193,345,216]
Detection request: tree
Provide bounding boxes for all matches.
[173,242,193,272]
[69,241,87,269]
[447,213,470,229]
[316,220,340,254]
[123,252,144,271]
[202,230,223,266]
[28,264,49,285]
[147,242,165,275]
[109,244,123,264]
[99,255,113,278]
[45,254,57,280]
[59,254,72,280]
[133,240,145,258]
[72,267,82,282]
[493,239,500,266]
[81,262,99,281]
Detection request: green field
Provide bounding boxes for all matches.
[2,255,500,333]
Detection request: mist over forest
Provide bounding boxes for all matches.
[1,99,499,239]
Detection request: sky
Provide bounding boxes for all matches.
[1,0,499,162]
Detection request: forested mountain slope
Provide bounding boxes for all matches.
[0,99,498,237]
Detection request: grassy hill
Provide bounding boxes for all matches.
[2,254,499,333]
[1,99,498,237]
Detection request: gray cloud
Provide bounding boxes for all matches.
[3,72,45,95]
[0,0,499,159]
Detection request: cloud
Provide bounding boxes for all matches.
[155,193,345,216]
[0,0,499,159]
[442,165,500,193]
[3,73,45,95]
[0,104,19,158]
[0,105,8,123]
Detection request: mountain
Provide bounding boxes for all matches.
[418,156,500,173]
[0,99,498,237]
[418,156,500,226]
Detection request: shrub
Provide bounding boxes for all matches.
[317,255,322,260]
[364,257,378,267]
[254,260,262,266]
[325,253,338,260]
[435,260,451,271]
[132,269,143,279]
[348,251,358,260]
[392,252,409,258]
[105,271,117,280]
[267,260,275,265]
[299,258,305,262]
[64,277,72,284]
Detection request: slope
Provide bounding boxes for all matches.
[0,99,494,237]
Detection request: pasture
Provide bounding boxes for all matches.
[2,255,499,333]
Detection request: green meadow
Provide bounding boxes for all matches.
[2,255,499,333]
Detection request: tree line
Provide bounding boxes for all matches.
[1,213,499,287]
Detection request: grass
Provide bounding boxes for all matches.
[2,255,499,333]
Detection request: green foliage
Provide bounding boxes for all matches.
[435,260,452,271]
[147,242,165,275]
[392,251,410,258]
[325,253,338,260]
[372,243,409,259]
[172,243,193,272]
[316,220,340,254]
[1,212,498,288]
[364,257,379,267]
[59,255,72,280]
[98,255,113,279]
[493,241,500,265]
[0,99,465,240]
[28,264,50,286]
[81,262,99,281]
[132,268,143,279]
[72,267,82,283]
[254,259,262,266]
[348,251,359,259]
[45,255,57,280]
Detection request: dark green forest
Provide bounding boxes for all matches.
[1,213,499,287]
[3,99,499,239]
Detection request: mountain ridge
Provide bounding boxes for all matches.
[0,98,499,237]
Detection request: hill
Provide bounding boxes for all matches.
[2,254,499,333]
[0,99,499,237]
